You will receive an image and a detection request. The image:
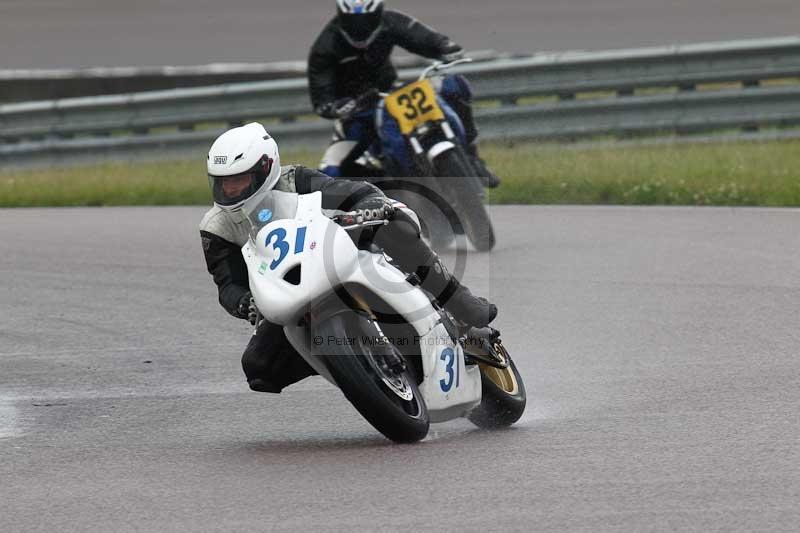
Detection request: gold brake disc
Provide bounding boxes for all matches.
[479,343,519,395]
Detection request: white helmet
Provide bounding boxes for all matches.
[206,122,281,211]
[336,0,385,49]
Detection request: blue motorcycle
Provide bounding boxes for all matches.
[332,58,496,252]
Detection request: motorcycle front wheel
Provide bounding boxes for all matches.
[433,149,496,252]
[467,345,527,429]
[315,311,430,443]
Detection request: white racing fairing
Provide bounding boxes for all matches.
[241,192,481,421]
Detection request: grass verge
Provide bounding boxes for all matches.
[484,138,800,206]
[1,140,799,207]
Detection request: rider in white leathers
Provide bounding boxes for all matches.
[199,122,497,393]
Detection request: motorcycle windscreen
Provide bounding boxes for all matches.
[242,190,299,242]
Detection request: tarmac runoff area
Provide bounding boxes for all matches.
[1,205,799,530]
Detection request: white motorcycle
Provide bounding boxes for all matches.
[241,190,525,442]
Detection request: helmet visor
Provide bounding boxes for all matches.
[208,172,266,207]
[208,155,274,207]
[338,11,382,43]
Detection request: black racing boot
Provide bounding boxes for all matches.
[417,260,497,328]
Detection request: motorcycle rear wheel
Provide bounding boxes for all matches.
[315,312,430,443]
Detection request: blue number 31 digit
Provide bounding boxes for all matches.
[265,226,307,270]
[440,347,459,392]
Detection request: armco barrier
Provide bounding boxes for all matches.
[2,36,799,168]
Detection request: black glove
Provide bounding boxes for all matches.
[353,196,396,221]
[236,291,257,324]
[247,298,259,326]
[316,97,358,120]
[439,41,464,63]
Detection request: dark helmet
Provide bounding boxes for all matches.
[336,0,385,48]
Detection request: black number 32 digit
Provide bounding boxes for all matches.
[397,88,435,121]
[412,87,434,114]
[397,94,417,120]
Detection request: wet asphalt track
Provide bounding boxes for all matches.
[1,205,799,531]
[1,0,800,69]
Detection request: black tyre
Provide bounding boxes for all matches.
[315,312,430,443]
[389,187,455,251]
[467,347,527,429]
[433,149,496,252]
[377,177,456,252]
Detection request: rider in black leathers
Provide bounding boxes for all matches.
[308,0,499,186]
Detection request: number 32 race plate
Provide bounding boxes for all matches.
[385,79,445,134]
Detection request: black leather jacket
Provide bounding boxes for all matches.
[308,9,454,113]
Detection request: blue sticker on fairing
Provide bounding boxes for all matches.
[258,209,273,223]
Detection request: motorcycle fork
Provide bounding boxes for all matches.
[407,134,433,177]
[461,328,509,369]
[407,122,453,175]
[337,289,408,375]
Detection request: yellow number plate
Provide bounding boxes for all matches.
[385,80,445,135]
